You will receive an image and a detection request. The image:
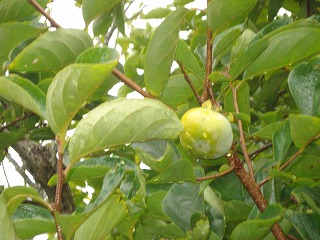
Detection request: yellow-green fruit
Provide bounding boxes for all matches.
[180,107,233,159]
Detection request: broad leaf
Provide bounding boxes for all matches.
[273,120,292,164]
[46,47,119,136]
[143,8,172,19]
[160,74,203,108]
[162,182,203,232]
[292,187,320,214]
[0,130,25,149]
[0,22,46,70]
[68,98,183,164]
[244,25,320,79]
[144,8,189,96]
[288,56,320,116]
[82,0,120,26]
[0,75,46,118]
[207,0,257,34]
[74,194,127,240]
[9,28,93,72]
[289,114,320,148]
[0,0,47,23]
[252,121,285,139]
[284,154,320,179]
[0,194,17,240]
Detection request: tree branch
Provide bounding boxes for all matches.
[112,68,154,98]
[231,84,254,179]
[28,0,61,28]
[227,152,286,240]
[0,112,35,132]
[178,62,201,104]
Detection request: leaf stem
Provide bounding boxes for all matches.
[196,166,234,181]
[249,142,273,159]
[178,62,202,104]
[231,84,254,180]
[28,0,61,28]
[112,68,154,98]
[227,152,286,240]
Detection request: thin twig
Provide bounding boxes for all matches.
[28,0,61,28]
[1,162,10,187]
[259,132,320,186]
[249,142,273,159]
[196,166,234,181]
[231,84,254,180]
[6,152,35,186]
[178,62,201,104]
[0,112,35,132]
[112,68,154,98]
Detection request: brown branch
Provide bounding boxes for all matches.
[196,166,234,181]
[259,132,320,186]
[227,152,286,240]
[178,62,201,105]
[249,142,273,159]
[0,112,35,132]
[28,0,61,28]
[231,84,254,180]
[112,68,154,98]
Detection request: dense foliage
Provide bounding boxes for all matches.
[1,0,320,239]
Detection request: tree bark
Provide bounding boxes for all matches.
[13,139,74,213]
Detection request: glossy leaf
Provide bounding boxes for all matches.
[252,121,284,139]
[160,74,203,108]
[92,10,113,36]
[0,194,17,240]
[162,182,203,232]
[286,212,320,240]
[175,40,204,79]
[230,28,256,64]
[244,25,320,79]
[0,0,47,23]
[0,75,46,118]
[213,24,245,60]
[68,98,183,164]
[46,47,119,136]
[74,194,127,240]
[273,120,292,164]
[288,56,320,116]
[207,0,257,34]
[0,22,46,70]
[9,28,93,72]
[144,8,189,96]
[143,8,172,19]
[289,114,320,148]
[82,0,120,25]
[224,200,253,223]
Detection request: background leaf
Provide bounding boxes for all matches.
[68,98,183,164]
[0,75,46,118]
[273,120,292,164]
[0,194,17,240]
[144,8,188,96]
[9,28,93,72]
[288,56,320,116]
[207,0,257,34]
[46,47,119,135]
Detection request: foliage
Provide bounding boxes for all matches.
[1,0,320,239]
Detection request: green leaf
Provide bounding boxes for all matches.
[284,153,320,179]
[160,74,203,108]
[292,187,320,214]
[82,0,120,25]
[289,114,320,148]
[175,40,204,79]
[9,28,93,72]
[13,204,55,239]
[213,24,245,61]
[0,22,46,70]
[230,28,256,64]
[145,191,168,220]
[144,8,189,96]
[268,0,285,22]
[92,10,113,36]
[252,121,285,139]
[207,0,258,34]
[162,182,203,232]
[113,1,125,35]
[0,194,17,240]
[46,47,119,136]
[288,56,320,116]
[68,98,183,164]
[224,200,253,223]
[0,0,47,23]
[0,75,46,118]
[74,194,127,240]
[0,130,25,149]
[273,120,292,164]
[244,25,320,79]
[143,8,172,19]
[286,211,320,240]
